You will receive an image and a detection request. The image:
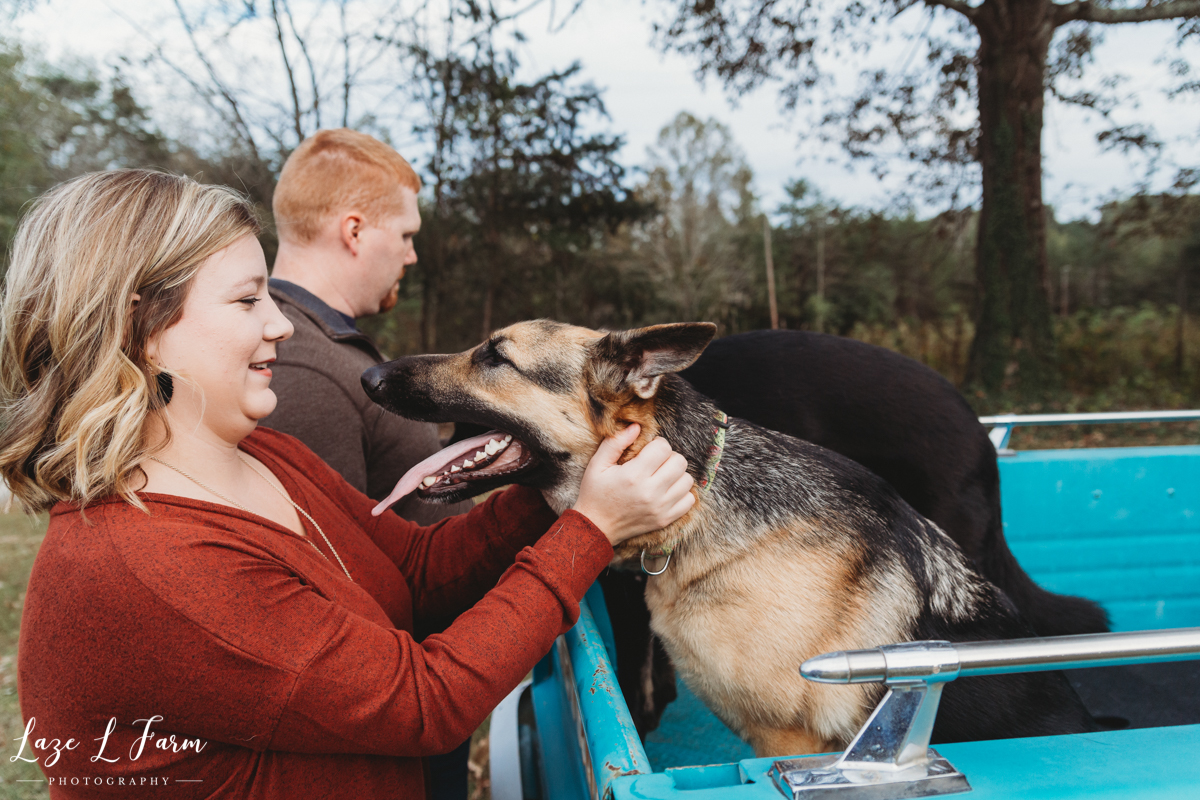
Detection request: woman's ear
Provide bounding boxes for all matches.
[125,293,142,352]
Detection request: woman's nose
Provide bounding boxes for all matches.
[264,296,294,342]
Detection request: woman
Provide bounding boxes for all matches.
[2,170,694,798]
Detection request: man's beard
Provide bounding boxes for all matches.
[379,282,400,313]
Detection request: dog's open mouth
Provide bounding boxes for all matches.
[371,430,536,515]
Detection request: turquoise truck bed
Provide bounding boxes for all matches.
[492,432,1200,800]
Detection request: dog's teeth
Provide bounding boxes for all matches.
[450,465,461,473]
[463,460,474,468]
[503,435,512,443]
[422,476,436,487]
[485,441,499,455]
[474,450,486,460]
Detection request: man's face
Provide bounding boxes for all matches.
[357,186,420,315]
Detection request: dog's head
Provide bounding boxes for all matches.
[362,319,715,514]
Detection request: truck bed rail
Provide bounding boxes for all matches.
[980,410,1200,450]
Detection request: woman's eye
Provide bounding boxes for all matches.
[239,297,261,306]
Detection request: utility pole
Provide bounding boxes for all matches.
[763,216,779,329]
[1178,265,1188,377]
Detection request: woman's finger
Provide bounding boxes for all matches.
[661,486,697,526]
[663,469,695,504]
[633,435,672,465]
[652,451,689,483]
[591,423,641,469]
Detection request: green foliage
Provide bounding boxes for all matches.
[0,40,186,272]
[372,40,651,354]
[0,42,51,257]
[3,26,1198,421]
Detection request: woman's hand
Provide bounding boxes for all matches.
[572,424,696,547]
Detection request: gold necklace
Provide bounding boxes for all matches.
[148,454,354,582]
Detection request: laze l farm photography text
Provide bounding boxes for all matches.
[11,716,207,767]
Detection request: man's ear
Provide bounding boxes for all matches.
[340,212,365,256]
[596,322,717,399]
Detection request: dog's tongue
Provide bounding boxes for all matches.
[372,430,505,516]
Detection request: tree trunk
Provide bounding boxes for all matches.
[763,216,779,329]
[482,282,494,340]
[967,0,1059,397]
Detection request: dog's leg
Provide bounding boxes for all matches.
[744,725,836,759]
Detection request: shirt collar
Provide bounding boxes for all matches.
[268,278,358,334]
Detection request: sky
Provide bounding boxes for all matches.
[12,0,1200,222]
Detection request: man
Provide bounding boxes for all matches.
[264,128,470,525]
[262,128,474,799]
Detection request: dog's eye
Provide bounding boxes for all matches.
[475,340,514,369]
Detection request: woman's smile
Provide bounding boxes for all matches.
[147,235,294,443]
[249,358,276,378]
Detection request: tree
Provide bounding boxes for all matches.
[655,0,1200,397]
[92,0,420,249]
[0,42,48,253]
[634,112,757,328]
[1,40,182,265]
[392,10,649,352]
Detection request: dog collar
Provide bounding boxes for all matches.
[698,410,730,496]
[641,411,730,576]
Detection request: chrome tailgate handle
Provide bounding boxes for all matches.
[771,628,1200,799]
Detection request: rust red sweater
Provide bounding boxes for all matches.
[17,427,613,799]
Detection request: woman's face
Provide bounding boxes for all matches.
[147,235,294,444]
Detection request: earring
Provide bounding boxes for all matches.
[155,370,174,406]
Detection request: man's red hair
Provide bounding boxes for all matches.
[273,129,422,244]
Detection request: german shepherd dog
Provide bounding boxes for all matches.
[362,321,1097,756]
[447,329,1110,737]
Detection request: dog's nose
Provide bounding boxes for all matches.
[361,365,387,398]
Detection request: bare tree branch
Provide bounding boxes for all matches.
[340,0,351,127]
[1055,0,1200,26]
[269,0,305,143]
[160,1,264,163]
[923,0,978,21]
[281,0,322,131]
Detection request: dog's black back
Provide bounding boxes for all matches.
[679,330,1108,639]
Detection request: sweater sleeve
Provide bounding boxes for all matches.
[364,486,565,624]
[275,510,610,756]
[98,506,611,758]
[254,428,568,625]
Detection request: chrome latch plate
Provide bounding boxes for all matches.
[769,748,969,799]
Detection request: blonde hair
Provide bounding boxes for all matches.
[0,170,260,513]
[273,128,422,244]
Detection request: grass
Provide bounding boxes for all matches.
[0,512,49,800]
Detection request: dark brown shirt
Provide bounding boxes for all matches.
[263,279,472,525]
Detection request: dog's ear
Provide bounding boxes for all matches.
[595,323,717,399]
